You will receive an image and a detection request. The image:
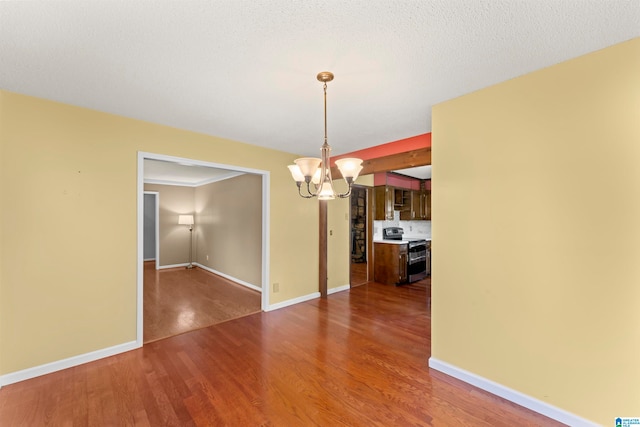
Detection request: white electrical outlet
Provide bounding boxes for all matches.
[206,255,209,260]
[273,283,280,292]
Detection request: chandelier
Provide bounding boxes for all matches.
[288,71,363,200]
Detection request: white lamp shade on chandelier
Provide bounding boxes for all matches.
[293,157,322,178]
[334,158,364,180]
[287,72,363,200]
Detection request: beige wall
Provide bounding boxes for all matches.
[146,175,262,285]
[195,174,262,286]
[432,38,640,424]
[0,91,321,375]
[144,184,195,266]
[356,174,374,188]
[327,180,351,290]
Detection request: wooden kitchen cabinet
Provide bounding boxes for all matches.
[393,188,413,220]
[426,240,431,276]
[425,190,431,220]
[419,190,431,220]
[374,186,394,220]
[374,242,408,285]
[375,185,430,221]
[400,190,420,220]
[399,190,431,220]
[394,188,411,209]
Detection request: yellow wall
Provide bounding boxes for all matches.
[326,175,374,291]
[356,174,374,188]
[327,179,351,290]
[432,38,640,424]
[0,91,320,374]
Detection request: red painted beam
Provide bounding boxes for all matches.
[331,133,431,165]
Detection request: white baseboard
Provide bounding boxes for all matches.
[266,291,321,311]
[266,284,350,311]
[194,263,262,293]
[157,262,190,269]
[428,358,598,427]
[0,285,337,387]
[0,340,139,387]
[328,284,350,295]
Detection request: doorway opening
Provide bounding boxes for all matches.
[136,152,270,347]
[143,191,159,269]
[349,186,373,287]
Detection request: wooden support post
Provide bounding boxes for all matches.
[319,200,328,297]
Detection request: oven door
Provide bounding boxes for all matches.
[408,241,427,282]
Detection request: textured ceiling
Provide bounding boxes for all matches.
[1,1,638,158]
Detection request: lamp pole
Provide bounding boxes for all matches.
[187,223,193,269]
[179,215,195,269]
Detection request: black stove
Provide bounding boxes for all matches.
[382,226,405,240]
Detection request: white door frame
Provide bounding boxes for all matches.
[136,151,271,347]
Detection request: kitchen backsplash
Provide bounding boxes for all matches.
[373,210,431,239]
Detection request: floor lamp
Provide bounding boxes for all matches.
[178,214,194,269]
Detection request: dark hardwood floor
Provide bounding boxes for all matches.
[144,262,262,343]
[0,279,563,426]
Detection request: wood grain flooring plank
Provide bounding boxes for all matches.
[143,262,261,343]
[0,278,565,426]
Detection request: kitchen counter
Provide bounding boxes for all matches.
[374,237,431,245]
[405,236,431,241]
[374,240,410,245]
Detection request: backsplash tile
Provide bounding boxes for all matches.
[399,219,431,237]
[373,210,431,239]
